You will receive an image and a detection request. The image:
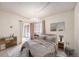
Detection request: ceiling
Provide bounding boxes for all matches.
[0,2,76,19]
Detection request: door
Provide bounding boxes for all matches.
[22,23,30,43]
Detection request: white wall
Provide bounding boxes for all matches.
[74,3,79,56]
[45,10,74,49]
[0,11,27,44]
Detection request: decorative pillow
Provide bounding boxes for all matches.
[46,35,57,43]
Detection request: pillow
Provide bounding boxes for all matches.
[46,35,57,43]
[38,34,46,40]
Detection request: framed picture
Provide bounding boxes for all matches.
[50,22,65,31]
[50,23,57,31]
[57,22,65,31]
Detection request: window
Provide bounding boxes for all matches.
[34,22,42,34]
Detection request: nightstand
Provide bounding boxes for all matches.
[58,41,64,50]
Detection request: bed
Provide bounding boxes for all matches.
[28,39,57,57]
[21,34,57,57]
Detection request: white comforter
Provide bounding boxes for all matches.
[27,39,56,57]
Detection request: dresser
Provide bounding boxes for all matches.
[0,37,17,51]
